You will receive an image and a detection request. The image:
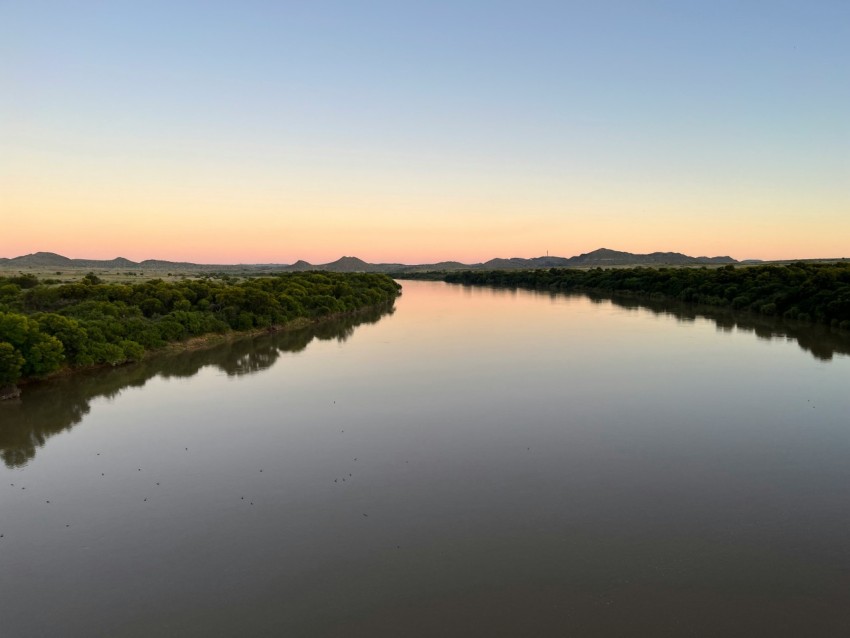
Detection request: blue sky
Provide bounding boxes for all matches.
[2,1,848,262]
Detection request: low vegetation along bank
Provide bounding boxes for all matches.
[0,272,401,397]
[403,263,850,328]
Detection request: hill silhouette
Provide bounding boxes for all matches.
[0,248,738,273]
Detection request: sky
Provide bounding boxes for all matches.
[2,0,848,264]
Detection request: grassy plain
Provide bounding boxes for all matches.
[0,266,246,284]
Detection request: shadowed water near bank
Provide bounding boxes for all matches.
[0,304,393,469]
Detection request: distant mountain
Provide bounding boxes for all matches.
[311,256,400,273]
[276,256,407,273]
[1,248,739,273]
[287,260,315,271]
[1,253,237,271]
[4,252,75,267]
[483,256,573,269]
[566,248,736,266]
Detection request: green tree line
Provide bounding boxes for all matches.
[0,272,400,388]
[0,304,392,468]
[404,263,850,328]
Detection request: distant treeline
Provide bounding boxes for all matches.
[404,263,850,328]
[0,272,400,388]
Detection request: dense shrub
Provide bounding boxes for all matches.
[406,262,850,327]
[0,272,400,384]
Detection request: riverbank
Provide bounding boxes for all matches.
[0,384,21,400]
[398,262,850,329]
[3,300,397,399]
[1,272,401,398]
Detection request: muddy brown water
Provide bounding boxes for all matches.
[2,280,849,637]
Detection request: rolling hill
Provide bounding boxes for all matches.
[1,248,738,273]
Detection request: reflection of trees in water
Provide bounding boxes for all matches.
[0,304,394,469]
[584,292,850,361]
[473,286,849,361]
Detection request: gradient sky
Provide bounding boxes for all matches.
[2,1,848,263]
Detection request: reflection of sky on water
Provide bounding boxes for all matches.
[2,283,848,470]
[3,282,849,470]
[0,304,393,468]
[1,281,849,637]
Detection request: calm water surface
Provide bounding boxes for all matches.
[2,280,850,637]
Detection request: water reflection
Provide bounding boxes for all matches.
[0,304,394,468]
[3,286,848,470]
[447,283,850,361]
[3,281,850,636]
[591,292,850,361]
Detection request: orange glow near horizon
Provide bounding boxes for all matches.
[4,209,848,266]
[4,126,848,265]
[4,217,849,265]
[4,166,848,264]
[4,2,848,267]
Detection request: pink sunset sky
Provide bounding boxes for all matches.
[3,2,848,265]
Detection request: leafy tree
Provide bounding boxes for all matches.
[8,274,39,289]
[0,312,65,378]
[0,273,400,387]
[36,313,92,365]
[415,263,850,326]
[0,342,24,385]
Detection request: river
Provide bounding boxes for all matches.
[2,280,849,636]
